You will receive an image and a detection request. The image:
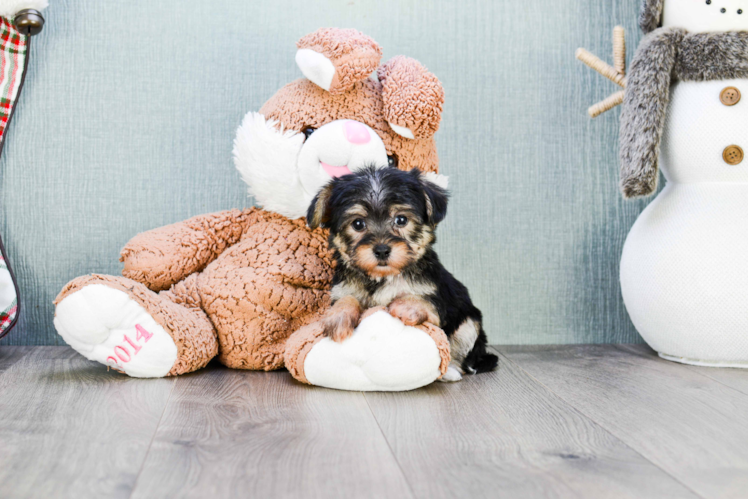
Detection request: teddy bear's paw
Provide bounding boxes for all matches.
[297,310,447,392]
[54,284,177,378]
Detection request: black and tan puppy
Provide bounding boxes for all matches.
[307,166,498,381]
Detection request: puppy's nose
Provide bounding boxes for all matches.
[344,120,371,144]
[373,244,391,261]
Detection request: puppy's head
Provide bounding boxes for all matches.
[307,166,448,278]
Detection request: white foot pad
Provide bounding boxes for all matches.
[54,284,177,378]
[303,311,443,391]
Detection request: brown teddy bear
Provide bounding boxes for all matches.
[53,28,450,387]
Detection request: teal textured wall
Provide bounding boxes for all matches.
[0,0,651,346]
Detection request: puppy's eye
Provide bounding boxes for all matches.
[352,219,366,231]
[303,127,316,140]
[387,154,399,169]
[394,215,408,227]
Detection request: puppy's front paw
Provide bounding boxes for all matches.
[439,365,463,383]
[387,296,437,326]
[322,297,361,343]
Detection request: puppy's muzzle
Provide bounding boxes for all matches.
[373,244,391,263]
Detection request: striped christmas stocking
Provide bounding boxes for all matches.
[0,6,45,339]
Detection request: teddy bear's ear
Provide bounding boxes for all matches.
[378,56,444,140]
[296,28,382,95]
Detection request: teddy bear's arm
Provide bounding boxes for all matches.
[120,208,260,291]
[619,27,684,198]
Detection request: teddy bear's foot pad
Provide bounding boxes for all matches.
[287,310,451,391]
[54,284,177,378]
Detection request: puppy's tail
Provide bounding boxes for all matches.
[472,352,499,373]
[462,328,499,374]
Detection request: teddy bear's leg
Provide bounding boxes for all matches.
[54,274,217,378]
[214,302,315,372]
[203,271,330,372]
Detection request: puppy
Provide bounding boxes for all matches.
[307,166,498,381]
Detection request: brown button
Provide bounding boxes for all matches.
[723,145,744,165]
[720,87,741,106]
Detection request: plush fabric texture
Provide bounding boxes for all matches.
[639,0,665,34]
[233,113,308,219]
[55,274,218,376]
[54,27,449,385]
[120,208,257,291]
[285,309,451,391]
[54,283,180,377]
[379,56,445,140]
[296,28,382,95]
[260,78,440,174]
[619,29,748,197]
[674,32,748,81]
[619,28,682,198]
[120,207,334,371]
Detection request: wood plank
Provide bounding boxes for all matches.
[364,348,695,499]
[502,344,748,498]
[0,347,175,498]
[618,344,748,397]
[0,345,33,374]
[130,366,412,499]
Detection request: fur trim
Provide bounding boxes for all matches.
[619,28,684,198]
[619,29,748,197]
[0,0,47,19]
[233,112,308,219]
[674,31,748,81]
[639,0,664,33]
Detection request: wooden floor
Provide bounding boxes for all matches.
[1,345,747,498]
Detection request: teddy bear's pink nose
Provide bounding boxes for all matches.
[344,120,371,144]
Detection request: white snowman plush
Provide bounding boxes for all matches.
[618,0,748,367]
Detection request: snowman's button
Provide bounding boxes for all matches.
[723,145,744,165]
[720,87,741,106]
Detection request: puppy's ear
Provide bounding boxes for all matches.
[414,169,448,225]
[307,183,334,229]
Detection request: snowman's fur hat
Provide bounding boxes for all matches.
[639,0,665,33]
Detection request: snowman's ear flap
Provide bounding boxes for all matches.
[379,56,444,140]
[296,28,382,95]
[639,0,665,33]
